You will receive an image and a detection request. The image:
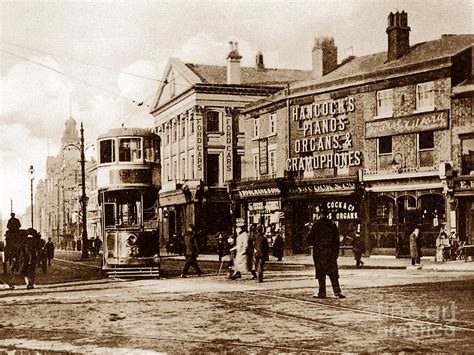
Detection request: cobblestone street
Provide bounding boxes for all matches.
[1,268,473,353]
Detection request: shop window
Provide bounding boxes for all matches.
[397,195,416,226]
[99,139,115,164]
[416,81,435,111]
[372,196,395,225]
[269,113,277,135]
[119,138,141,162]
[253,117,260,138]
[207,153,220,186]
[207,111,221,132]
[418,131,434,168]
[461,137,474,175]
[377,136,392,170]
[376,89,393,117]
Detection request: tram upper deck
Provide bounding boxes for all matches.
[97,127,161,191]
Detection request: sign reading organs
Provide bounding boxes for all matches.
[286,96,362,172]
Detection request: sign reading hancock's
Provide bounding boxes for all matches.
[365,110,449,138]
[286,95,362,172]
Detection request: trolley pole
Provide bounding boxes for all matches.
[79,122,89,259]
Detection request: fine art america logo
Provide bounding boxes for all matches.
[377,301,458,337]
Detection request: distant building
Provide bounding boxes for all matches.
[150,43,311,250]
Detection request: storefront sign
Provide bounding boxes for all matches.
[456,178,474,192]
[225,114,233,179]
[288,182,355,194]
[365,110,449,138]
[324,200,359,220]
[259,138,268,175]
[248,202,264,211]
[195,110,204,176]
[239,187,281,198]
[266,200,280,211]
[287,95,362,172]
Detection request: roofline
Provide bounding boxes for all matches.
[242,56,456,114]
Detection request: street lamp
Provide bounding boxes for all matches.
[28,165,35,229]
[63,122,89,259]
[391,152,407,173]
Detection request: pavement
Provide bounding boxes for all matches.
[162,252,474,272]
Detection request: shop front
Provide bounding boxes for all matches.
[454,176,474,245]
[283,178,363,254]
[364,176,446,256]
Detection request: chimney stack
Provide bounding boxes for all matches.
[227,41,242,84]
[256,51,265,70]
[312,37,338,79]
[386,11,410,61]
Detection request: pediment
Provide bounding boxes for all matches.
[151,58,202,111]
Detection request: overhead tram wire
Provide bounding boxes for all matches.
[0,48,147,104]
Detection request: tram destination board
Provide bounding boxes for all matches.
[110,169,153,184]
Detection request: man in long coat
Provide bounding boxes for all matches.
[254,225,269,283]
[181,225,202,277]
[409,226,421,265]
[230,225,257,280]
[307,206,345,299]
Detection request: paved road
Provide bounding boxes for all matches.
[1,267,473,353]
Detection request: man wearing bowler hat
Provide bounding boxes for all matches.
[181,224,202,278]
[307,204,345,299]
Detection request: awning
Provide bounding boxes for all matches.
[158,190,188,206]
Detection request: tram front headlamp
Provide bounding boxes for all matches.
[127,234,138,246]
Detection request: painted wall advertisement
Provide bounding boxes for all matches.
[286,96,362,172]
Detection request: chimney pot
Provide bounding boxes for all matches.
[386,10,410,61]
[312,36,338,79]
[256,51,265,70]
[227,40,242,84]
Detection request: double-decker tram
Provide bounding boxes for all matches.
[97,128,161,277]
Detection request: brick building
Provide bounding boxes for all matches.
[236,11,473,255]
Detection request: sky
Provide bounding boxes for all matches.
[0,0,472,220]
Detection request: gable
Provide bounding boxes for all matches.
[151,57,203,111]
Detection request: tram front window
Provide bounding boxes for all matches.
[117,201,140,227]
[100,139,115,163]
[119,138,142,162]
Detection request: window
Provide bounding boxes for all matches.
[269,113,277,135]
[253,118,260,138]
[144,137,160,163]
[418,131,434,168]
[461,137,474,175]
[378,136,392,170]
[190,113,195,134]
[173,120,177,142]
[99,139,115,163]
[416,81,435,111]
[181,117,186,138]
[269,150,276,175]
[253,154,259,178]
[207,111,221,132]
[190,154,195,179]
[166,162,170,181]
[104,203,116,227]
[376,89,393,117]
[165,125,170,145]
[207,154,220,186]
[173,160,177,180]
[119,138,141,162]
[181,156,186,179]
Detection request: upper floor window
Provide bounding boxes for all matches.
[119,138,141,162]
[166,162,170,181]
[416,81,435,111]
[181,156,186,180]
[207,111,221,132]
[181,117,186,138]
[269,150,276,175]
[376,89,393,117]
[269,113,277,135]
[418,131,434,168]
[99,139,115,164]
[190,113,195,134]
[172,120,177,142]
[253,117,259,138]
[253,154,259,178]
[377,136,392,170]
[461,137,474,175]
[190,154,195,180]
[165,125,170,145]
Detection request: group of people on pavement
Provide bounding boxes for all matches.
[1,213,55,290]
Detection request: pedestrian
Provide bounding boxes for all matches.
[45,237,55,266]
[272,232,284,261]
[254,224,269,283]
[307,205,345,299]
[352,226,364,268]
[409,226,421,265]
[21,229,39,289]
[181,225,202,278]
[230,225,257,280]
[217,233,225,263]
[226,234,236,279]
[93,236,102,258]
[7,213,21,233]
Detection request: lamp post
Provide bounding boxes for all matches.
[28,165,35,229]
[63,122,89,259]
[391,152,407,173]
